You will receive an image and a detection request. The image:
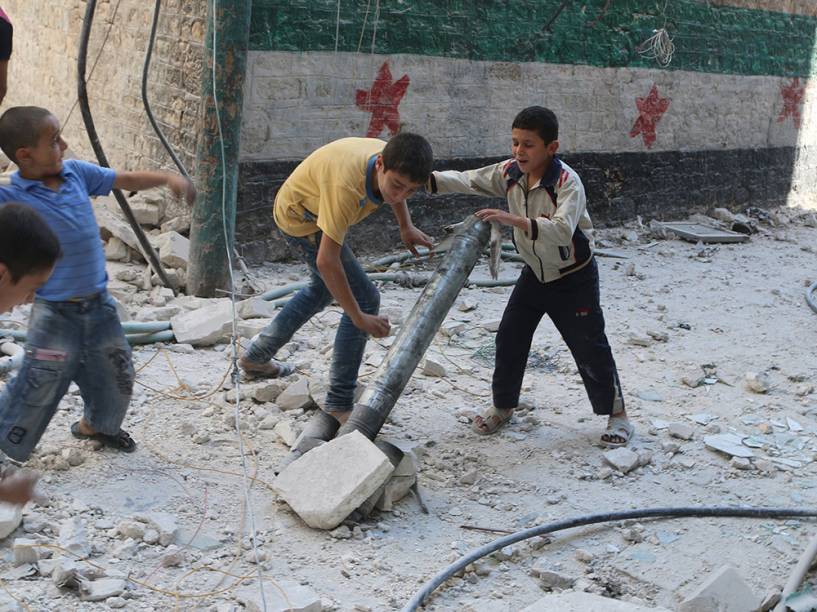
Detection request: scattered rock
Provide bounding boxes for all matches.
[745,372,770,394]
[170,300,233,346]
[274,419,302,448]
[668,422,694,441]
[237,297,278,319]
[12,537,40,566]
[276,378,316,411]
[603,448,640,474]
[154,231,190,270]
[421,358,447,378]
[58,517,89,558]
[79,578,127,602]
[530,559,575,590]
[521,590,671,611]
[730,457,753,470]
[679,565,759,612]
[235,579,322,612]
[480,319,502,332]
[0,503,23,539]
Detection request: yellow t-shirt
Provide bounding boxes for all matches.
[273,137,386,244]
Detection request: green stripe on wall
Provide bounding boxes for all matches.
[249,0,817,78]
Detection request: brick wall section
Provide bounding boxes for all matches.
[2,1,205,202]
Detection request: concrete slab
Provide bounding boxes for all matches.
[658,222,750,244]
[520,591,672,611]
[235,579,322,611]
[678,565,759,612]
[274,431,394,530]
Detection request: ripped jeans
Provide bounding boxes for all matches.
[0,292,134,462]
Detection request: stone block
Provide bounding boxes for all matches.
[274,419,302,448]
[273,431,395,530]
[105,237,130,261]
[237,319,270,339]
[668,422,694,440]
[521,591,672,611]
[276,378,315,411]
[155,231,190,270]
[679,565,759,612]
[421,358,447,378]
[236,579,322,612]
[131,202,161,226]
[604,448,640,474]
[253,381,286,403]
[170,300,233,346]
[12,537,39,566]
[0,503,23,539]
[79,578,126,602]
[237,297,278,319]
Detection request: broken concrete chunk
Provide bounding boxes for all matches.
[374,452,418,512]
[421,358,447,378]
[668,422,694,441]
[704,434,754,459]
[131,201,161,226]
[603,448,640,474]
[521,590,672,611]
[52,557,81,588]
[170,300,233,346]
[273,431,395,530]
[745,371,770,394]
[105,237,130,262]
[274,419,302,448]
[530,559,575,590]
[154,231,189,270]
[235,579,322,612]
[252,380,286,403]
[79,578,126,602]
[134,512,178,547]
[480,319,502,332]
[237,297,278,319]
[58,517,90,558]
[276,378,315,411]
[679,565,759,612]
[12,537,39,566]
[0,503,23,539]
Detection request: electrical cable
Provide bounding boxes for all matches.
[210,1,268,609]
[806,280,817,314]
[143,0,191,181]
[403,506,817,611]
[77,0,177,295]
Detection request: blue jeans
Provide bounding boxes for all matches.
[0,292,134,461]
[244,232,379,412]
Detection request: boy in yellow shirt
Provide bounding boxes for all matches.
[240,133,433,427]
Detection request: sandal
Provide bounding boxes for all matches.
[70,421,137,453]
[601,415,634,448]
[239,357,294,380]
[471,407,513,435]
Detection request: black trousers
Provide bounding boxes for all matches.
[492,258,624,415]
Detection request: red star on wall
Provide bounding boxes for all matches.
[777,77,806,128]
[356,61,410,138]
[629,84,670,149]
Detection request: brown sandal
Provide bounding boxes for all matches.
[471,407,513,435]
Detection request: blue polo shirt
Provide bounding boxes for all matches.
[0,160,115,301]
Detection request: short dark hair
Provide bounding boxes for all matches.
[381,132,433,183]
[512,106,559,144]
[0,106,54,164]
[0,203,61,282]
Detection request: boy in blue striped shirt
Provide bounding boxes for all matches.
[0,106,195,462]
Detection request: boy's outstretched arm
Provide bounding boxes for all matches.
[113,171,196,206]
[390,200,432,256]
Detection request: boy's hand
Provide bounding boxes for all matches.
[400,225,433,256]
[0,469,41,505]
[167,175,197,206]
[475,208,529,232]
[353,312,391,338]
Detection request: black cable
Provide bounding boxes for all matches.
[403,505,817,611]
[807,280,817,315]
[77,0,176,294]
[142,0,190,181]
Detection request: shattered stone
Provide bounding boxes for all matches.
[273,431,395,530]
[745,372,770,394]
[58,517,89,558]
[116,520,145,541]
[52,557,81,588]
[79,578,126,602]
[730,457,753,470]
[154,231,189,270]
[480,319,502,332]
[237,297,278,319]
[441,321,466,337]
[160,545,184,567]
[711,208,736,223]
[627,333,652,347]
[0,503,23,539]
[668,422,694,441]
[276,378,316,411]
[603,448,640,474]
[374,453,418,511]
[704,434,754,459]
[421,358,447,377]
[235,579,322,612]
[678,565,759,612]
[131,201,161,226]
[12,537,39,566]
[530,560,575,590]
[237,319,271,339]
[253,381,286,404]
[105,237,130,262]
[134,512,178,546]
[170,300,233,346]
[274,419,302,448]
[646,330,669,342]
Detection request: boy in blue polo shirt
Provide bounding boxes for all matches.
[0,106,195,462]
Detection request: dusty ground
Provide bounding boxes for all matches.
[1,206,816,611]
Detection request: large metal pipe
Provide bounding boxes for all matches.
[336,214,491,440]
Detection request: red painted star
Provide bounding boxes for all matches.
[356,61,410,138]
[629,84,670,149]
[777,77,806,128]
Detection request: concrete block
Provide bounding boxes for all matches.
[155,231,190,270]
[236,579,322,612]
[276,378,315,411]
[0,502,23,539]
[131,202,161,226]
[679,565,759,612]
[170,300,233,346]
[421,358,447,377]
[238,319,270,339]
[668,422,694,440]
[79,578,126,602]
[237,297,278,319]
[521,591,672,611]
[274,419,302,447]
[12,537,39,566]
[603,448,640,474]
[253,381,286,403]
[105,237,130,261]
[274,431,395,530]
[59,517,90,558]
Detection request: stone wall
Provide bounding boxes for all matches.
[2,0,205,195]
[238,0,817,261]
